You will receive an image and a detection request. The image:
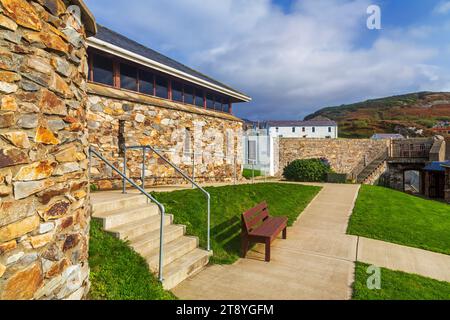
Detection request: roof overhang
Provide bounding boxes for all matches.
[87,37,251,103]
[71,0,97,36]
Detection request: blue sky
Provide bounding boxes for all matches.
[84,0,450,120]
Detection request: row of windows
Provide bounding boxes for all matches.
[275,127,333,133]
[89,52,231,113]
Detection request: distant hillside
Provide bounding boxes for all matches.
[305,92,450,138]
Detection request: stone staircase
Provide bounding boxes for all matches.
[91,193,211,290]
[356,152,388,184]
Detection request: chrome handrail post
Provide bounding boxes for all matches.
[158,205,165,282]
[234,155,237,185]
[122,146,127,194]
[192,151,195,189]
[207,192,211,252]
[142,147,146,190]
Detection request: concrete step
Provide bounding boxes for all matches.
[108,214,174,241]
[92,194,149,216]
[144,236,199,272]
[162,248,212,290]
[94,204,160,230]
[131,224,186,254]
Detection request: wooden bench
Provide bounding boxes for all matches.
[241,202,288,262]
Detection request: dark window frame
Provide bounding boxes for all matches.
[88,49,233,114]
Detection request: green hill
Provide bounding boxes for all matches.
[305,92,450,138]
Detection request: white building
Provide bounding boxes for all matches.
[243,119,338,176]
[265,120,338,139]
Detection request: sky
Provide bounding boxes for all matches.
[84,0,450,120]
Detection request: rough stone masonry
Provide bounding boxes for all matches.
[0,0,95,300]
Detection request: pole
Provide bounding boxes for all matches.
[142,147,146,189]
[234,155,237,185]
[252,161,255,184]
[192,151,195,189]
[122,146,127,194]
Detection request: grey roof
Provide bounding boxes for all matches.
[372,134,405,140]
[93,25,247,100]
[265,119,337,127]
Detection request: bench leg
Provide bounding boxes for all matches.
[283,227,287,240]
[242,236,249,258]
[265,239,271,262]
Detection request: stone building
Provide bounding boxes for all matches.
[0,0,251,300]
[0,0,96,300]
[87,25,250,189]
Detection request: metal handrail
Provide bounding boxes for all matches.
[88,147,166,282]
[124,145,212,252]
[144,148,238,186]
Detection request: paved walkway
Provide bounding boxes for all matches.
[173,184,360,300]
[358,237,450,283]
[171,182,450,300]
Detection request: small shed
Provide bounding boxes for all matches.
[423,161,450,199]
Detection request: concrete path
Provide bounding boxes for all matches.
[94,181,450,298]
[357,237,450,283]
[172,184,361,300]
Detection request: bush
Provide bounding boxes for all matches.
[242,168,262,179]
[283,159,333,182]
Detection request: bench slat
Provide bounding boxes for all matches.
[242,202,269,232]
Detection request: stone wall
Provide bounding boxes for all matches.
[385,161,426,192]
[277,138,388,177]
[0,0,94,300]
[87,84,244,190]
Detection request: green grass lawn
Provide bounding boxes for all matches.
[242,168,262,179]
[152,183,321,264]
[88,219,175,300]
[348,185,450,255]
[353,263,450,300]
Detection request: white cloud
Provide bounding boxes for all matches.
[84,0,450,120]
[434,1,450,14]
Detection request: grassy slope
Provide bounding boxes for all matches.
[348,185,450,255]
[152,183,321,264]
[353,263,450,300]
[305,92,450,138]
[88,219,175,300]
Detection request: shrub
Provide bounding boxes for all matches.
[243,168,262,179]
[283,159,333,182]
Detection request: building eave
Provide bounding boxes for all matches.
[87,37,251,103]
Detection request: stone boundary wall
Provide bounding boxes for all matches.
[0,0,93,300]
[277,138,388,177]
[87,84,244,190]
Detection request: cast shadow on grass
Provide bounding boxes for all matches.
[211,215,242,257]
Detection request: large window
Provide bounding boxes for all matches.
[195,89,204,108]
[172,81,183,102]
[120,63,138,91]
[206,93,214,110]
[139,70,154,96]
[155,75,168,99]
[92,54,114,86]
[184,85,194,105]
[89,51,234,114]
[214,96,222,111]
